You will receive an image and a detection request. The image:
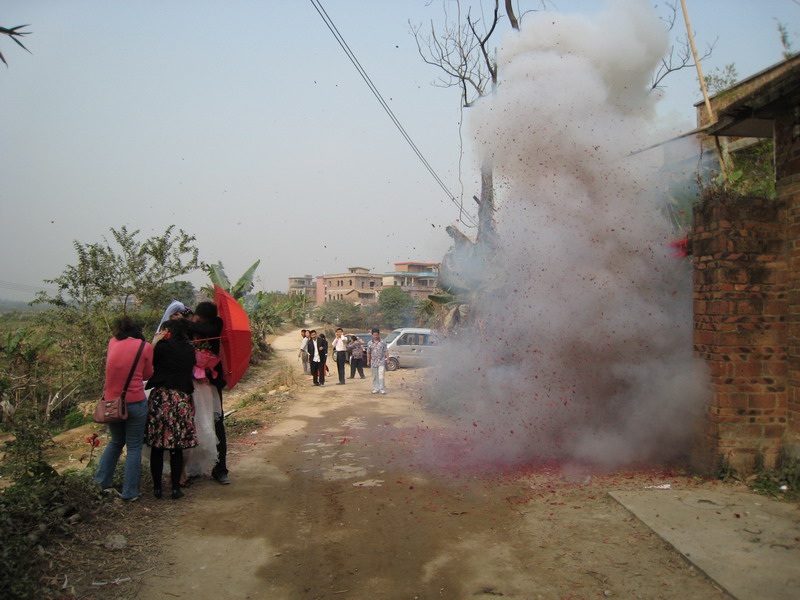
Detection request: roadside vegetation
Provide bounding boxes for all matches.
[313,285,423,332]
[0,225,311,599]
[0,219,442,598]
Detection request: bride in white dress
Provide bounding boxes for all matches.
[183,345,221,479]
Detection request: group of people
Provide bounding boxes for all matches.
[93,300,231,502]
[298,328,389,394]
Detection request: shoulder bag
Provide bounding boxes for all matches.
[93,340,146,424]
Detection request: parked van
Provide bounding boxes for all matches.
[383,327,442,371]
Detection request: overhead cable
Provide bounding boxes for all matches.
[309,0,477,228]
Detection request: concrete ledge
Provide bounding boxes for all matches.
[609,489,800,600]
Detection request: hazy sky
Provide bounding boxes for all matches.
[1,0,797,302]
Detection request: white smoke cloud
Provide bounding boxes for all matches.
[424,0,708,472]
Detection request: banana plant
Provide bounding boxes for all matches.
[203,260,260,300]
[0,24,31,67]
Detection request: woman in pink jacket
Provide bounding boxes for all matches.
[93,317,154,501]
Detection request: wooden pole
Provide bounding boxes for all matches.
[679,0,728,179]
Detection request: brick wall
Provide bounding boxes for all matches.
[692,193,789,473]
[778,112,800,451]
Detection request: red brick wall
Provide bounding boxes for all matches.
[692,192,789,474]
[778,112,800,448]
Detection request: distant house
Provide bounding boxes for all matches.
[382,262,440,301]
[287,275,317,305]
[290,262,443,307]
[321,267,382,305]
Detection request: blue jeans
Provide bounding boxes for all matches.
[371,365,385,392]
[93,399,148,500]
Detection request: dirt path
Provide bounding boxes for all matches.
[135,329,732,600]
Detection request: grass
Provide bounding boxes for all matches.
[224,417,262,436]
[748,455,800,501]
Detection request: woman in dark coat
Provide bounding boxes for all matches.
[145,319,197,499]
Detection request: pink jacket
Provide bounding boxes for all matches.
[104,337,155,402]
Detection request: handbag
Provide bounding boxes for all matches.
[93,340,146,424]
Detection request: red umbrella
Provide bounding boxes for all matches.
[214,285,252,390]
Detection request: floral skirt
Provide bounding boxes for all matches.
[145,387,198,450]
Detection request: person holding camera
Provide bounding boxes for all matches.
[332,327,349,385]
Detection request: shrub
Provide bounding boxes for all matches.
[0,469,101,600]
[64,407,90,430]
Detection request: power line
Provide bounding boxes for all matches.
[309,0,477,228]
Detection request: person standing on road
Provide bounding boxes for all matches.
[307,330,328,386]
[190,301,230,485]
[366,328,389,395]
[298,329,310,374]
[145,319,197,500]
[332,328,348,385]
[93,317,155,502]
[347,335,366,379]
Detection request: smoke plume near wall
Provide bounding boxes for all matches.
[425,0,708,472]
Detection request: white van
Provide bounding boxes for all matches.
[383,327,442,371]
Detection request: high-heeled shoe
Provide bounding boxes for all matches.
[153,487,163,499]
[171,488,185,500]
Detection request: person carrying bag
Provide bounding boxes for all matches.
[93,317,155,502]
[94,341,146,423]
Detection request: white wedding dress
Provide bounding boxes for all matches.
[183,380,221,477]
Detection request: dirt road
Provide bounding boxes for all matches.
[136,329,731,600]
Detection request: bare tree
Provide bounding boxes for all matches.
[411,1,549,300]
[651,2,715,90]
[413,1,715,312]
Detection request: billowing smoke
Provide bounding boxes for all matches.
[425,0,708,471]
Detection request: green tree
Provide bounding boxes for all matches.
[314,300,364,329]
[34,225,202,315]
[378,286,416,330]
[161,280,197,307]
[30,226,203,394]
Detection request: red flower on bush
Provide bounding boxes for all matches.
[85,432,100,462]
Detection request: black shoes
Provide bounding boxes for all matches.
[213,472,231,485]
[171,488,185,500]
[153,487,163,499]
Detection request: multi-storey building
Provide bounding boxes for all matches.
[321,267,383,305]
[289,262,441,306]
[382,262,440,301]
[287,274,316,303]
